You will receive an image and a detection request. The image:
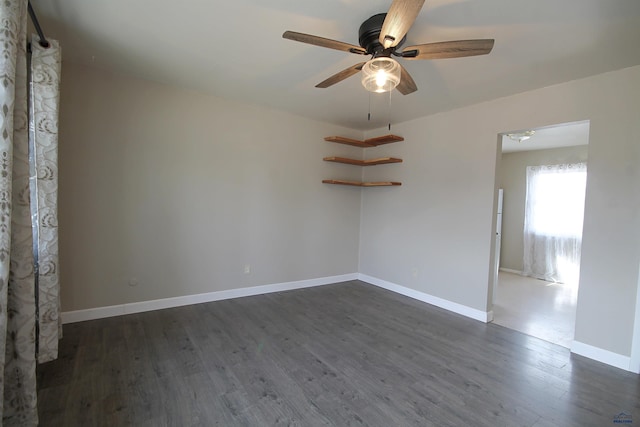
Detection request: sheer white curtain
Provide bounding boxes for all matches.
[522,162,587,284]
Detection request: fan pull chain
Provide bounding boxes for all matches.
[368,92,371,121]
[388,89,392,131]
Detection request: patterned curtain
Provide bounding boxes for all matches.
[30,36,62,365]
[0,1,61,425]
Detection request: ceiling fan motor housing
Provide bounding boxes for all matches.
[358,13,405,56]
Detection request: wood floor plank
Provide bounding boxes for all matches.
[235,294,398,426]
[38,281,640,426]
[220,297,382,425]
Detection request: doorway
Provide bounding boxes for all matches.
[491,121,590,348]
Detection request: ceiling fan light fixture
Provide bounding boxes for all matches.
[361,57,401,93]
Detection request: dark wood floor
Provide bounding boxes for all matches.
[37,281,639,426]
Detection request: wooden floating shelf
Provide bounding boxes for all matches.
[324,134,404,148]
[323,156,403,166]
[323,135,403,188]
[324,136,368,147]
[365,134,404,146]
[322,179,402,187]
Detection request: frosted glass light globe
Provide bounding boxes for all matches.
[362,57,401,93]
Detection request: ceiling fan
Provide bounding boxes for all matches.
[283,0,494,95]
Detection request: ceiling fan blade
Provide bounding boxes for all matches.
[316,63,366,88]
[379,0,426,48]
[401,39,495,60]
[396,64,417,95]
[283,31,367,55]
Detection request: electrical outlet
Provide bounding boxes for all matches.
[244,264,251,274]
[128,277,139,287]
[411,268,418,278]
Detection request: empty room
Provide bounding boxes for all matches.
[1,0,640,426]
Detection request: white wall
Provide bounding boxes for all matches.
[359,112,498,311]
[59,62,363,312]
[360,65,640,359]
[500,145,589,272]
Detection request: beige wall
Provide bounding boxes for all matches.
[59,62,363,312]
[360,65,640,358]
[499,145,589,272]
[60,61,640,363]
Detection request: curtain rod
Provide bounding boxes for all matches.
[28,2,50,48]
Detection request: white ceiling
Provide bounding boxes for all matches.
[32,0,640,131]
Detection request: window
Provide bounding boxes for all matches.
[527,164,587,238]
[522,163,587,283]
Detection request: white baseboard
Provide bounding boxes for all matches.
[62,272,638,374]
[499,268,522,275]
[61,273,359,324]
[571,340,633,372]
[358,274,493,323]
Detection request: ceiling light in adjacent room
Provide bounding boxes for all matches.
[361,57,401,93]
[506,130,535,143]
